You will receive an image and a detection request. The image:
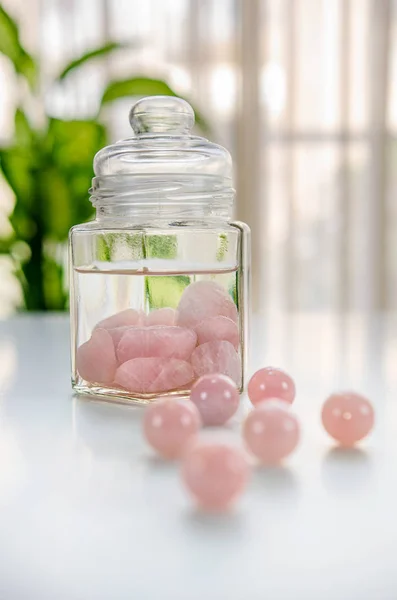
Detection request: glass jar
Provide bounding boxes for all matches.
[69,96,251,404]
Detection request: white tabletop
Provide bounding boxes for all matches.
[0,313,396,600]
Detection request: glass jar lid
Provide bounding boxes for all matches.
[93,96,232,182]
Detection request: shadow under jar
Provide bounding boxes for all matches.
[69,96,251,405]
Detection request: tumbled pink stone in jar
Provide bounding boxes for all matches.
[145,308,177,327]
[191,340,241,386]
[177,280,238,328]
[194,315,239,350]
[95,308,143,330]
[116,326,197,363]
[115,357,194,394]
[76,328,117,385]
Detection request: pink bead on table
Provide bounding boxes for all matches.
[181,439,250,511]
[322,392,374,447]
[243,399,300,464]
[189,374,240,426]
[143,398,201,459]
[248,367,296,406]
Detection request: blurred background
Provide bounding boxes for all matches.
[0,0,395,316]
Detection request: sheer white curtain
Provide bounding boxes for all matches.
[1,0,396,313]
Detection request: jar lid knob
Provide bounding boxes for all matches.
[129,96,195,136]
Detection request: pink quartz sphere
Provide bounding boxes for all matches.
[190,374,240,426]
[181,440,250,511]
[248,367,296,406]
[143,398,201,459]
[243,399,300,464]
[322,392,374,447]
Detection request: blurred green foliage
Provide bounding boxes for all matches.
[0,4,208,310]
[146,276,191,309]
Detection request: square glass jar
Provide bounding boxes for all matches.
[69,97,251,404]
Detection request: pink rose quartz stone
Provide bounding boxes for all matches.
[190,340,241,387]
[190,374,240,426]
[248,367,296,406]
[145,308,177,327]
[114,357,194,393]
[116,326,197,363]
[76,328,117,385]
[322,392,374,447]
[243,399,300,464]
[107,309,178,348]
[181,439,250,511]
[95,308,144,330]
[194,315,239,351]
[107,326,132,347]
[177,281,238,328]
[143,398,201,459]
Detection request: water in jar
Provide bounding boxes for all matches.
[71,261,244,403]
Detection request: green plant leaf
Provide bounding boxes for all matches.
[146,275,190,309]
[100,76,210,134]
[16,51,36,89]
[42,255,67,310]
[145,234,178,259]
[38,166,73,240]
[9,204,36,241]
[0,147,35,209]
[0,5,20,63]
[14,108,34,147]
[46,118,107,170]
[0,4,37,88]
[216,233,229,261]
[43,119,106,229]
[190,108,210,135]
[10,239,31,262]
[57,41,130,81]
[101,76,177,104]
[0,236,14,253]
